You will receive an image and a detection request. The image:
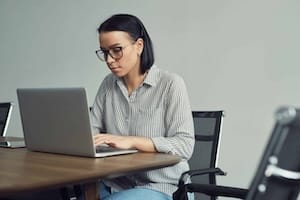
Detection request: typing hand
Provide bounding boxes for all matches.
[93,134,134,150]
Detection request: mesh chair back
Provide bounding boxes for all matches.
[0,102,13,137]
[246,106,300,200]
[189,111,224,200]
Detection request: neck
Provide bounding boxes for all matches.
[123,71,147,96]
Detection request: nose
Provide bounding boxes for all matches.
[106,54,115,64]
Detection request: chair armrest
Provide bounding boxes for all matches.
[188,183,248,199]
[266,164,300,185]
[178,167,226,186]
[173,183,248,200]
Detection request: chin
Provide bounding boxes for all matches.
[112,71,125,77]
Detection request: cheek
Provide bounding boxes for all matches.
[121,52,139,67]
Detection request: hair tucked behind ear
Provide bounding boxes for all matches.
[98,14,154,73]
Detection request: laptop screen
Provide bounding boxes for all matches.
[0,103,13,136]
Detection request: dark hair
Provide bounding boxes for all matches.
[97,14,154,73]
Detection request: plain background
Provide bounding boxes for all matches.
[1,0,299,197]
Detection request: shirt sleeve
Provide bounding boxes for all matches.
[151,75,195,160]
[90,76,110,134]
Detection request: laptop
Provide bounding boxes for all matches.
[0,102,26,148]
[17,88,138,157]
[0,102,13,137]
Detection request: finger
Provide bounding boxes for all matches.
[93,136,107,145]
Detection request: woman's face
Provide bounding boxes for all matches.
[99,31,143,77]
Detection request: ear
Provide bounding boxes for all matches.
[136,38,144,56]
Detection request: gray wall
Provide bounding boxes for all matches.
[1,0,299,195]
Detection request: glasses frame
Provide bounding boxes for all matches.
[95,42,136,62]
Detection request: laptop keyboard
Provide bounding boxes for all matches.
[96,145,122,153]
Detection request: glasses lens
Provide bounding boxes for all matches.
[95,50,105,61]
[110,47,123,60]
[95,47,124,61]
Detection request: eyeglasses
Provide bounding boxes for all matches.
[95,43,134,62]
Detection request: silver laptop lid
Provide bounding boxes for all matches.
[17,88,96,157]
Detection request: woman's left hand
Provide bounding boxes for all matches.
[93,133,134,149]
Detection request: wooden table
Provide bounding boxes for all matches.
[0,137,181,200]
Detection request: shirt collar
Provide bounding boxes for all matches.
[143,64,158,87]
[114,64,159,87]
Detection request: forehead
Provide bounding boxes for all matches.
[99,31,132,47]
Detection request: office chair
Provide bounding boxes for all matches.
[173,106,300,200]
[0,102,13,137]
[175,111,227,200]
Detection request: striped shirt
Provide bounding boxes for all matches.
[90,65,195,197]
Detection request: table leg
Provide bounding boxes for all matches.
[83,181,99,200]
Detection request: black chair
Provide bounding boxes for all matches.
[173,106,300,200]
[176,111,226,200]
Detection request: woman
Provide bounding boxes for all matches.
[91,14,195,200]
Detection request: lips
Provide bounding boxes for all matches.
[109,67,122,74]
[110,67,119,71]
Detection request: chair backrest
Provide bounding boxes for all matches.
[246,106,300,200]
[189,111,224,200]
[0,102,13,136]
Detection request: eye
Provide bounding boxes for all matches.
[111,47,122,54]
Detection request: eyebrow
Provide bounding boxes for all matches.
[100,43,122,50]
